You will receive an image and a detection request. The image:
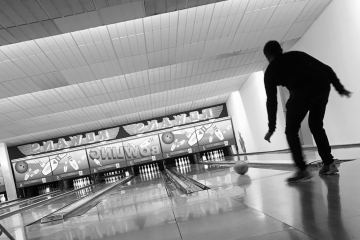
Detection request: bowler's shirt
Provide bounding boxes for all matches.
[264,51,345,132]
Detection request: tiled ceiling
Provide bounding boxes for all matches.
[0,0,331,146]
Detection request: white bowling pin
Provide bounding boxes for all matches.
[42,161,52,175]
[24,168,33,180]
[94,159,102,166]
[30,168,40,177]
[69,157,79,170]
[187,131,198,146]
[213,125,224,140]
[170,139,178,151]
[193,124,212,143]
[50,158,59,171]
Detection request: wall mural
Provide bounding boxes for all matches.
[12,157,51,182]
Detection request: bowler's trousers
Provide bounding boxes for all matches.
[285,85,334,170]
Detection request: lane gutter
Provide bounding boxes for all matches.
[0,184,96,220]
[0,190,61,211]
[40,175,133,224]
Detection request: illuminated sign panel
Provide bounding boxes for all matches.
[159,127,199,157]
[196,120,235,149]
[12,157,52,183]
[50,150,90,177]
[123,135,162,164]
[87,142,126,171]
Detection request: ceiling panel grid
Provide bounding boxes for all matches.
[0,0,332,145]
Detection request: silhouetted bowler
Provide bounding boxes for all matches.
[263,40,351,183]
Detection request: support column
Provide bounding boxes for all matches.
[0,143,17,200]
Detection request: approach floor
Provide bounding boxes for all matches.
[1,152,360,240]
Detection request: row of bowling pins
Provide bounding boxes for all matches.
[177,163,191,174]
[76,186,92,198]
[202,150,225,162]
[73,177,91,189]
[139,163,160,175]
[38,184,56,195]
[139,170,161,181]
[103,170,125,177]
[203,163,221,170]
[105,175,123,183]
[175,157,190,167]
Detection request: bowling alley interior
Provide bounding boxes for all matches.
[0,0,359,239]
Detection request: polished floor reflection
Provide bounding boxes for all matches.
[1,149,359,240]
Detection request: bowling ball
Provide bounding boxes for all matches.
[15,161,28,174]
[162,132,175,144]
[234,162,248,175]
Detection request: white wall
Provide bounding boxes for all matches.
[227,72,288,153]
[227,91,254,153]
[292,0,360,145]
[0,143,17,200]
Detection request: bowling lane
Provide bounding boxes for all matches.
[169,164,310,240]
[24,165,295,240]
[0,183,110,239]
[26,174,182,240]
[0,191,62,214]
[0,186,94,217]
